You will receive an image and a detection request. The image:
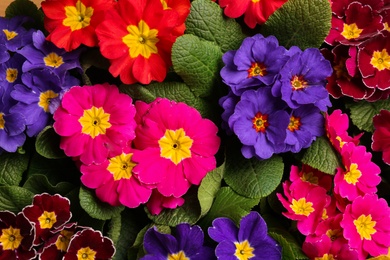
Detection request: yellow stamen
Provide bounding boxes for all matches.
[290,198,314,216]
[63,0,94,31]
[78,106,111,139]
[234,240,255,260]
[107,153,136,180]
[158,128,193,165]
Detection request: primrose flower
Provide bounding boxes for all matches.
[0,211,36,259]
[218,0,287,28]
[41,0,115,51]
[208,211,282,260]
[289,164,333,192]
[63,229,115,260]
[341,194,390,259]
[96,0,184,84]
[80,149,153,208]
[333,143,381,201]
[0,16,34,54]
[220,34,289,96]
[372,109,390,165]
[0,53,25,90]
[132,98,220,198]
[146,189,185,215]
[228,87,289,160]
[22,193,72,245]
[53,84,137,165]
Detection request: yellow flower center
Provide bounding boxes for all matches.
[0,226,23,250]
[44,52,64,68]
[290,198,314,216]
[63,0,94,31]
[315,254,336,260]
[160,0,170,9]
[288,115,301,132]
[322,209,328,220]
[333,58,351,80]
[38,211,57,229]
[3,29,18,41]
[122,20,159,59]
[354,214,376,240]
[234,240,255,260]
[344,163,361,185]
[291,75,307,90]
[341,23,363,40]
[384,22,390,32]
[158,128,193,165]
[247,62,267,78]
[326,229,342,241]
[167,251,189,260]
[39,90,59,113]
[107,153,136,181]
[78,106,112,139]
[77,247,96,260]
[301,172,319,185]
[252,112,269,133]
[55,230,74,252]
[252,0,260,3]
[335,136,346,148]
[0,113,5,130]
[6,68,18,83]
[371,49,390,71]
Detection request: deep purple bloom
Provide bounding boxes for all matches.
[0,53,25,97]
[219,90,240,135]
[228,87,289,160]
[142,223,215,260]
[17,30,82,80]
[0,43,9,63]
[220,34,289,96]
[208,211,282,260]
[271,48,332,111]
[0,16,34,53]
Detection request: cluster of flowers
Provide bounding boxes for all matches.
[324,0,390,101]
[53,83,221,215]
[140,211,282,259]
[220,33,332,160]
[0,193,115,259]
[41,0,190,84]
[277,109,390,259]
[372,109,390,165]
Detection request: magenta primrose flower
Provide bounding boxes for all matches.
[372,109,390,165]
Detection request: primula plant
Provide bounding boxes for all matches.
[1,0,390,259]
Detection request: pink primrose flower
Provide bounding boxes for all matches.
[146,189,185,215]
[289,164,333,192]
[372,109,390,165]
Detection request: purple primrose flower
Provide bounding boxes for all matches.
[0,16,34,54]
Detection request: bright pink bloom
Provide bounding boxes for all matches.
[80,149,153,208]
[146,189,185,215]
[372,109,390,165]
[289,164,333,192]
[53,84,136,165]
[341,194,390,259]
[218,0,287,28]
[132,98,220,198]
[334,143,381,201]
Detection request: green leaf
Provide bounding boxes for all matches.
[172,34,223,97]
[23,174,75,196]
[224,152,284,199]
[108,213,122,245]
[301,136,341,175]
[261,0,331,49]
[0,152,29,186]
[198,163,224,218]
[346,99,390,133]
[199,187,259,228]
[146,186,201,226]
[5,0,44,30]
[35,126,66,159]
[79,186,125,220]
[269,229,309,260]
[0,186,34,213]
[185,0,246,52]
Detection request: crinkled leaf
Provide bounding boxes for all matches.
[108,213,122,245]
[346,99,390,133]
[35,126,66,159]
[185,0,246,52]
[0,186,34,213]
[199,187,259,228]
[269,229,309,260]
[23,174,75,195]
[79,186,125,221]
[5,0,44,30]
[261,0,331,49]
[172,34,223,97]
[198,163,224,218]
[146,186,201,226]
[0,151,29,186]
[224,152,284,199]
[301,136,341,175]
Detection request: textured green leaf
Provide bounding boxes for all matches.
[301,136,341,175]
[198,163,224,217]
[23,174,75,196]
[79,186,125,220]
[0,152,29,186]
[172,34,223,97]
[261,0,331,49]
[35,126,66,159]
[224,151,284,199]
[199,187,259,228]
[0,186,34,213]
[269,229,309,260]
[185,0,246,52]
[146,187,201,226]
[108,213,122,245]
[5,0,44,30]
[346,99,390,133]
